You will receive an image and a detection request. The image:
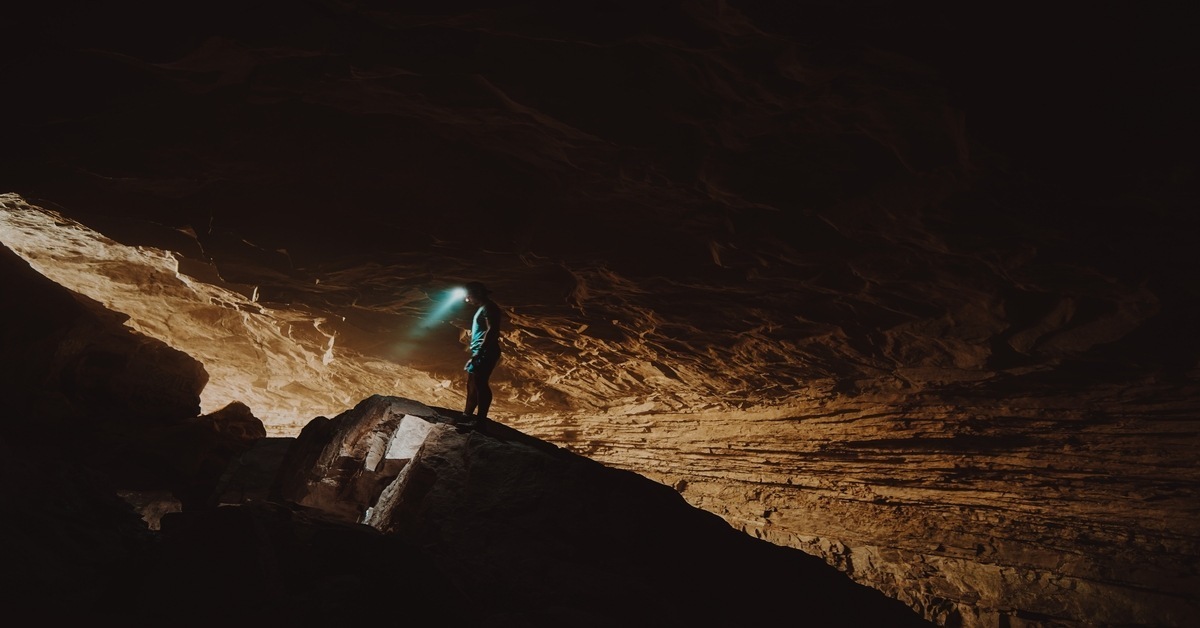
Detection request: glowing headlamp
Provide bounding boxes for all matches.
[415,285,470,332]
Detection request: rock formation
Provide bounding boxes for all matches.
[2,1,1198,626]
[279,394,934,626]
[1,240,933,625]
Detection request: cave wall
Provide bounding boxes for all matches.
[2,1,1198,626]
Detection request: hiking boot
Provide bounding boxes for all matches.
[454,413,478,431]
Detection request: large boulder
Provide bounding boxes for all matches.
[280,394,933,626]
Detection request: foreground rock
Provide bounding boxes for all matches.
[280,395,933,626]
[4,388,935,626]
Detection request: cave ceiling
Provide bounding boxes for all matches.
[5,0,1194,427]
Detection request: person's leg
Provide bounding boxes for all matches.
[476,371,493,420]
[474,352,499,420]
[463,372,479,417]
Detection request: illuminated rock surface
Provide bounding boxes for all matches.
[0,247,931,625]
[2,1,1198,626]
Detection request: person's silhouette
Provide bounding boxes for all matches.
[461,281,502,426]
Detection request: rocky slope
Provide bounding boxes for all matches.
[278,394,934,627]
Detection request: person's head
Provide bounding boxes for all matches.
[464,281,490,303]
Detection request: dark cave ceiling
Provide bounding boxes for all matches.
[3,3,1197,419]
[2,0,1197,425]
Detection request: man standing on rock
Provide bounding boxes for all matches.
[460,281,502,427]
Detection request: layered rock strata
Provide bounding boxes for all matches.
[516,381,1200,627]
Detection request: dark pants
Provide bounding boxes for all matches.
[464,350,499,418]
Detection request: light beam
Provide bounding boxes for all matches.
[416,285,468,332]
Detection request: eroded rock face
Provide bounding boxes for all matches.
[0,243,254,509]
[2,1,1198,626]
[1,243,207,427]
[554,386,1200,627]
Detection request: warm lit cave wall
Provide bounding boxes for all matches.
[0,241,938,627]
[4,205,1197,627]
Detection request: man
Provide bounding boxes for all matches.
[461,281,502,426]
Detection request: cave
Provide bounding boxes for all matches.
[1,1,1197,626]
